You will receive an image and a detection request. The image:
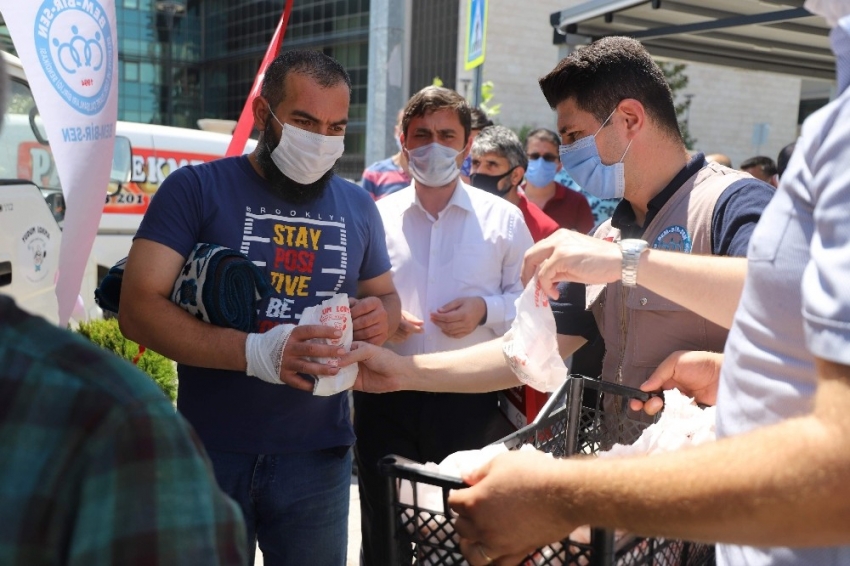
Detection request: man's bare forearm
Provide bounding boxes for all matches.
[637,252,746,329]
[120,292,249,371]
[118,239,250,372]
[402,338,521,393]
[377,291,402,341]
[547,360,850,547]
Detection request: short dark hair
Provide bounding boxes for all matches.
[776,142,796,178]
[472,125,528,170]
[470,107,493,131]
[538,37,681,141]
[525,128,561,149]
[402,86,472,141]
[261,49,351,110]
[740,155,778,177]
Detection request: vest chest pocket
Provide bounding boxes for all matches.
[626,289,710,369]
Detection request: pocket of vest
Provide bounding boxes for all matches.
[629,308,712,369]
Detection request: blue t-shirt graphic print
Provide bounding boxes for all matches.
[136,155,391,454]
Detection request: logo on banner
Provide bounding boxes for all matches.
[34,0,114,116]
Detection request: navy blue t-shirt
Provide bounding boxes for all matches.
[553,154,774,339]
[135,156,391,454]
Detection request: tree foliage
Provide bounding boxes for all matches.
[658,60,697,149]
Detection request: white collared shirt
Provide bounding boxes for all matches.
[377,179,533,356]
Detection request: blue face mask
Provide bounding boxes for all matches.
[558,109,631,200]
[525,157,558,187]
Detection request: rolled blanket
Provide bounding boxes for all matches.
[93,256,127,315]
[172,243,274,333]
[94,243,273,333]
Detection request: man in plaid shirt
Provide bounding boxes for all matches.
[0,296,247,565]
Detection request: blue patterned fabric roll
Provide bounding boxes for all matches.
[172,243,274,333]
[95,243,273,333]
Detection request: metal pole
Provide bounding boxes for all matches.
[364,0,406,169]
[472,64,483,108]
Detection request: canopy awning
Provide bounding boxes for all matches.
[550,0,834,81]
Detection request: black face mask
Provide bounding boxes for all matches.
[470,168,516,197]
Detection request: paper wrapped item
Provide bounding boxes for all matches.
[502,277,568,392]
[600,389,716,458]
[299,294,356,396]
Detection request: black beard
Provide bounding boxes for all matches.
[255,119,334,205]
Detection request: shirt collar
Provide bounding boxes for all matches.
[612,152,706,237]
[404,177,473,218]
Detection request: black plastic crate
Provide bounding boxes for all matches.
[379,375,715,566]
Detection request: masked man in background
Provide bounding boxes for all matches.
[469,125,560,242]
[352,86,533,566]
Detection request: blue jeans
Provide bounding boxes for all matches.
[206,448,351,566]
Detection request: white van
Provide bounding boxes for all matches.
[97,121,256,276]
[2,51,256,321]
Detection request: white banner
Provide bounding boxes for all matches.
[1,0,118,325]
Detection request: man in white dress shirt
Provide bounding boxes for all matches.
[352,86,534,566]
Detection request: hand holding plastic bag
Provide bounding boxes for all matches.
[502,277,568,393]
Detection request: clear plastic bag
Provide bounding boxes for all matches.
[502,277,568,393]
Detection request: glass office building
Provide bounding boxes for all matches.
[1,1,460,178]
[114,0,371,177]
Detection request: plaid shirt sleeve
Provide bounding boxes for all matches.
[67,400,248,566]
[0,297,247,566]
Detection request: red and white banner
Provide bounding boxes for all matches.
[1,0,118,325]
[227,0,294,157]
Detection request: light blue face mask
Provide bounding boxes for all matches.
[558,109,632,200]
[525,157,558,188]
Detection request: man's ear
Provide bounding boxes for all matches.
[461,135,473,159]
[400,133,409,157]
[251,96,270,131]
[512,166,526,187]
[617,98,645,137]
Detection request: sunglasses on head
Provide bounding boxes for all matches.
[528,153,559,163]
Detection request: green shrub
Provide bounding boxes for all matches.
[76,318,177,402]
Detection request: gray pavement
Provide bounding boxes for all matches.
[252,475,361,566]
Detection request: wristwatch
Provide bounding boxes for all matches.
[618,239,648,287]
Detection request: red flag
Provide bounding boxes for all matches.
[226,0,294,156]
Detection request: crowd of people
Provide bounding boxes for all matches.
[1,1,848,565]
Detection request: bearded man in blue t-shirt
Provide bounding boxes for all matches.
[119,50,400,566]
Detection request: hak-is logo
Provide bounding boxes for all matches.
[34,0,114,116]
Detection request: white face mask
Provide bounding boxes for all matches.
[804,0,850,26]
[406,142,461,187]
[267,106,345,184]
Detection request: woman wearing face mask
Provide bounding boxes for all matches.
[521,128,594,235]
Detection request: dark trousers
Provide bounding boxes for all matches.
[353,390,513,566]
